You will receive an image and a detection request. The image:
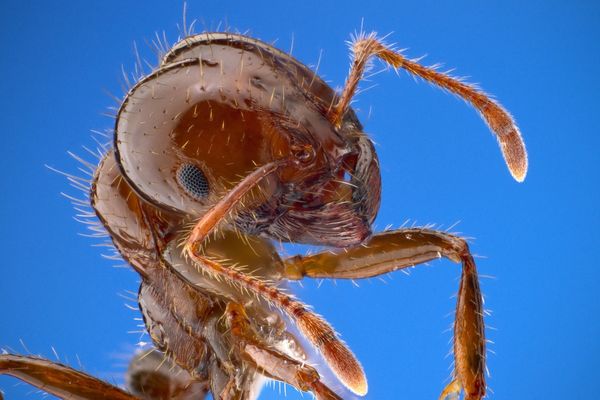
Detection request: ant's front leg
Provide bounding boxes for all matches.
[224,303,342,400]
[284,228,486,400]
[178,161,367,395]
[0,354,138,399]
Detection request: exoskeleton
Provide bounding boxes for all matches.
[0,31,527,400]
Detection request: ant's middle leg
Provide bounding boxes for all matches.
[283,228,487,400]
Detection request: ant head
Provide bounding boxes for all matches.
[114,33,380,246]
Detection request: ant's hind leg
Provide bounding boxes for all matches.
[284,228,486,400]
[224,302,342,400]
[0,354,138,399]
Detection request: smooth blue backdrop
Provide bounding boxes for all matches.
[1,1,598,399]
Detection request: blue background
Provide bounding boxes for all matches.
[1,1,598,399]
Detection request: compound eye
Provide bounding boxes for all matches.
[177,164,209,200]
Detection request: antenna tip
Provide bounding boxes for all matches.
[499,127,528,183]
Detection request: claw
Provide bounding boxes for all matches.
[439,379,461,400]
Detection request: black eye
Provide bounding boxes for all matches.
[176,164,209,200]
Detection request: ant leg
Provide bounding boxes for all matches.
[331,33,527,182]
[211,361,262,400]
[180,163,367,395]
[0,354,137,399]
[178,251,366,395]
[126,349,209,399]
[185,160,285,246]
[284,228,486,400]
[224,303,342,400]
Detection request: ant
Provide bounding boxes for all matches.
[0,30,527,400]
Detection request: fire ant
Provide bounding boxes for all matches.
[0,30,527,400]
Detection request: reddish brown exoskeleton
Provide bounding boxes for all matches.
[0,31,527,400]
